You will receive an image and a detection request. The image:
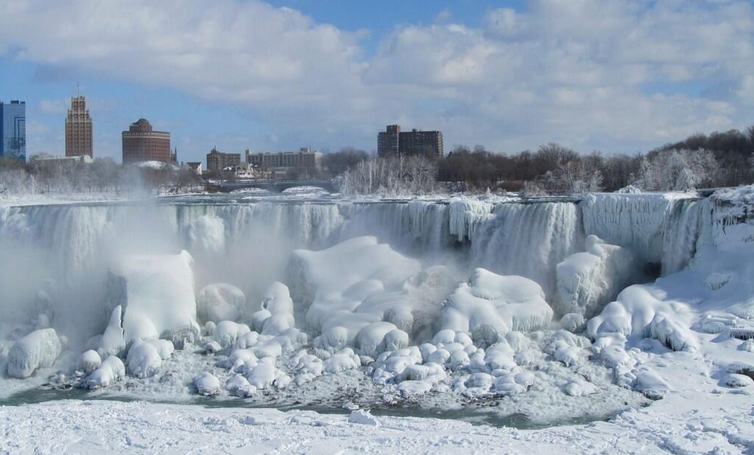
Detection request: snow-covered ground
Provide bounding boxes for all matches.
[1,187,754,454]
[1,390,751,454]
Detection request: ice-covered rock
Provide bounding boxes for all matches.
[214,321,251,348]
[109,251,198,344]
[560,313,585,333]
[78,350,102,374]
[588,284,697,352]
[555,235,639,318]
[246,357,289,390]
[84,356,125,389]
[226,374,256,397]
[194,372,221,396]
[323,349,361,374]
[126,339,174,378]
[6,328,62,379]
[723,373,753,388]
[196,283,245,323]
[442,268,553,337]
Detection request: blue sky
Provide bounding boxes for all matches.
[0,0,752,163]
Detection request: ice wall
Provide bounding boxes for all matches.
[0,193,706,346]
[580,192,702,274]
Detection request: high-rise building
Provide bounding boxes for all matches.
[206,148,241,172]
[0,100,26,162]
[377,124,400,157]
[65,96,93,158]
[377,125,443,158]
[122,118,173,164]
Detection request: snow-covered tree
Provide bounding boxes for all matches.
[634,149,719,191]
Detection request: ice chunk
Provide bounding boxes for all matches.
[564,380,598,396]
[84,355,125,389]
[7,328,62,379]
[196,283,245,323]
[442,268,553,337]
[194,372,221,396]
[109,251,198,344]
[348,409,380,426]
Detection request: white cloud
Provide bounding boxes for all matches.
[1,0,753,157]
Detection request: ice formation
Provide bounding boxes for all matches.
[83,355,125,389]
[109,250,199,343]
[98,305,125,357]
[295,236,422,352]
[6,328,62,378]
[442,268,553,342]
[2,187,754,437]
[126,339,174,378]
[196,283,246,323]
[555,235,639,318]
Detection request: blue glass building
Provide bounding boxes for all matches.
[0,100,26,162]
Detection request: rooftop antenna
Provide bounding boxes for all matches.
[77,82,80,97]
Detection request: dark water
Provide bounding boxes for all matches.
[0,386,620,430]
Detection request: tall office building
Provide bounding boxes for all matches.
[0,100,26,161]
[377,124,443,158]
[122,118,173,164]
[65,96,93,157]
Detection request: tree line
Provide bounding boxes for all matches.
[334,125,754,195]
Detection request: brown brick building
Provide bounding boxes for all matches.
[65,96,93,158]
[206,148,241,172]
[122,118,173,164]
[378,125,443,158]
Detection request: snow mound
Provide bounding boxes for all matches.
[197,283,245,323]
[555,235,639,318]
[348,409,380,426]
[109,251,198,343]
[442,268,553,340]
[7,328,62,379]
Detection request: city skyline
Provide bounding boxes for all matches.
[1,0,754,163]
